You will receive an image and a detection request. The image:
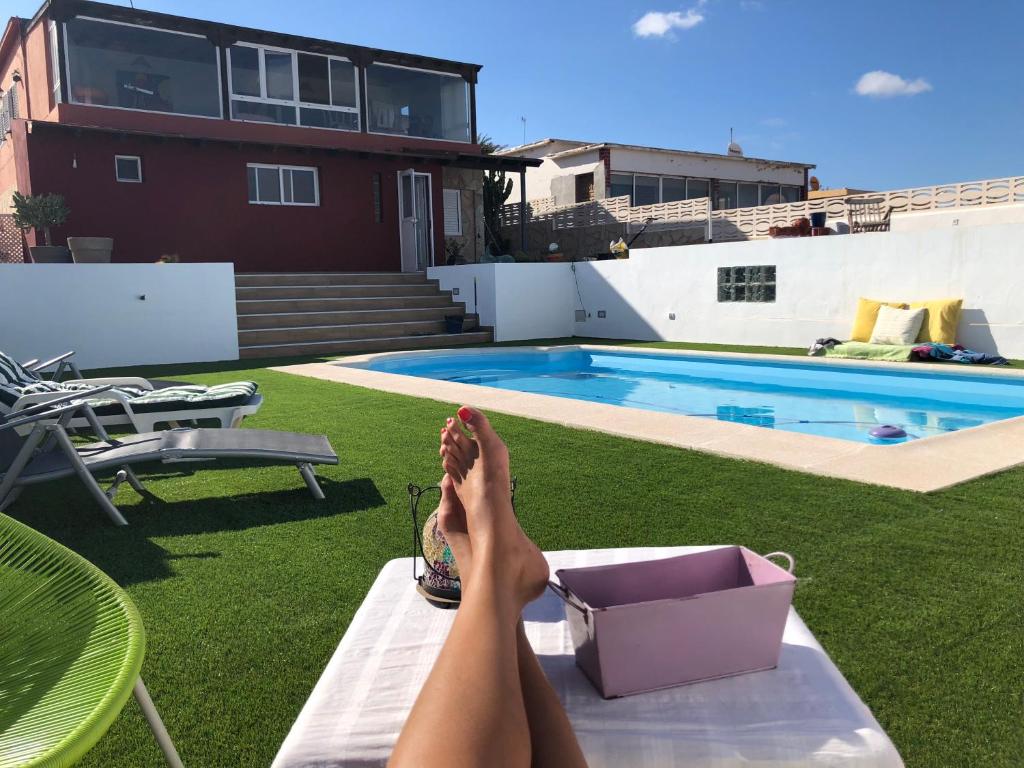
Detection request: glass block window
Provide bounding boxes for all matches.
[718,265,776,302]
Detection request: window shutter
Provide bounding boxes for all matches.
[443,188,462,236]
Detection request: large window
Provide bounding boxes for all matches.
[64,16,221,117]
[661,177,686,203]
[634,175,660,206]
[717,181,738,210]
[738,183,759,208]
[246,164,319,206]
[609,173,633,202]
[780,185,801,204]
[760,184,782,206]
[228,44,359,131]
[365,63,470,142]
[686,178,709,200]
[608,173,712,206]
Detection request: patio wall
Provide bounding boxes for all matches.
[428,263,575,342]
[0,263,239,368]
[430,221,1024,357]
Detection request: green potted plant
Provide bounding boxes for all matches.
[11,191,72,263]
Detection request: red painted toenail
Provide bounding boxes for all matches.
[457,406,473,423]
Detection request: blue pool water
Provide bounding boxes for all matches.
[357,348,1024,444]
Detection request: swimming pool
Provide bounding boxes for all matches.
[358,348,1024,445]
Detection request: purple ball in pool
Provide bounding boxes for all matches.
[870,425,907,439]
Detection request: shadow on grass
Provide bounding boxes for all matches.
[8,477,384,586]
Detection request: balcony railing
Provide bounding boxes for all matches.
[500,195,710,232]
[501,175,1024,244]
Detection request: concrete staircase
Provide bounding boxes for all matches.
[236,272,491,358]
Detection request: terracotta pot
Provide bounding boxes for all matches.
[67,237,113,263]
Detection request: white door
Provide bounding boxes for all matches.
[398,169,434,272]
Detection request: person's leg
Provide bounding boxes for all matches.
[515,620,589,768]
[389,412,547,768]
[439,409,588,768]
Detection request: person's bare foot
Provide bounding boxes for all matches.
[440,407,548,610]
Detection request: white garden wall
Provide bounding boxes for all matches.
[431,222,1024,357]
[429,263,575,342]
[0,263,239,369]
[891,202,1024,232]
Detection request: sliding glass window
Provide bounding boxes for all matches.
[609,173,712,205]
[228,44,359,131]
[760,184,782,205]
[64,16,221,117]
[609,173,634,203]
[661,177,687,203]
[716,182,738,210]
[634,175,660,206]
[686,178,709,200]
[365,64,470,142]
[738,183,759,208]
[780,185,802,203]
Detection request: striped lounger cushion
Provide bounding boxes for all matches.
[0,350,257,414]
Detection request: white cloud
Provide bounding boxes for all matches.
[854,70,932,98]
[633,8,705,38]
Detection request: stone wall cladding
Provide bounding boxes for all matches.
[441,167,485,262]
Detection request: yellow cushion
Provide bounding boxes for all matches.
[909,298,963,344]
[850,298,907,342]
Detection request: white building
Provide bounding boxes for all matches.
[497,138,815,211]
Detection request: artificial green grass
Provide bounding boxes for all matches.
[8,353,1023,767]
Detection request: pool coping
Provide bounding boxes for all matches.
[273,345,1024,493]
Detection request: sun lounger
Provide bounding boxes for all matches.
[1,349,263,433]
[20,349,84,380]
[273,548,904,768]
[0,387,338,526]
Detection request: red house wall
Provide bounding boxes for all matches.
[24,128,446,271]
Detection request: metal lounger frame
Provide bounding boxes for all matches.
[0,387,329,526]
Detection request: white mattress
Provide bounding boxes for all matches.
[273,547,904,768]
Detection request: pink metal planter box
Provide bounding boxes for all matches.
[551,547,796,698]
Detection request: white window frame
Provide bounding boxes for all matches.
[48,20,61,104]
[442,188,462,236]
[227,43,360,132]
[114,155,142,183]
[62,16,223,120]
[364,62,471,144]
[247,163,320,207]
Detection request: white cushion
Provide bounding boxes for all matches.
[869,305,926,345]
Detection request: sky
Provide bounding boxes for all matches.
[17,0,1024,190]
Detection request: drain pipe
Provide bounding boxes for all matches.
[17,19,32,118]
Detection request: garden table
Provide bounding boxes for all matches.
[273,547,904,767]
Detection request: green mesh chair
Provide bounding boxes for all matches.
[0,513,183,767]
